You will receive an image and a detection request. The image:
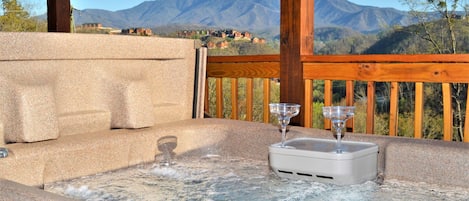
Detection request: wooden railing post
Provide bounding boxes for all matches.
[324,80,332,130]
[216,78,224,118]
[366,81,376,134]
[389,82,399,136]
[231,79,238,120]
[304,79,313,128]
[346,80,355,131]
[465,87,469,142]
[414,82,424,139]
[263,79,271,123]
[443,83,453,141]
[246,78,254,121]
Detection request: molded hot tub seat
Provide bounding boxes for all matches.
[269,138,379,185]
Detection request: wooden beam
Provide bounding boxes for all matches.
[206,62,280,78]
[304,63,469,83]
[280,0,314,126]
[47,0,71,32]
[300,0,314,55]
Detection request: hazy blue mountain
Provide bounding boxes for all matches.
[74,0,280,31]
[73,0,411,33]
[314,0,411,33]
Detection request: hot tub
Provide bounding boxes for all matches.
[1,118,469,200]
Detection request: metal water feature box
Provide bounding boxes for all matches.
[269,138,378,185]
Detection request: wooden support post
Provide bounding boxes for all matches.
[280,0,314,126]
[47,0,71,32]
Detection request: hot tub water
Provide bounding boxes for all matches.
[45,156,469,201]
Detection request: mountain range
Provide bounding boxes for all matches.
[73,0,412,34]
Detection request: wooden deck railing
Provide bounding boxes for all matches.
[206,54,469,142]
[206,55,280,123]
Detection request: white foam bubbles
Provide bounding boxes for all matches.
[150,166,182,179]
[64,185,94,199]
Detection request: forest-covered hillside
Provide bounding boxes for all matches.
[316,19,469,55]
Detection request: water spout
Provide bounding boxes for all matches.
[156,136,177,166]
[0,147,8,158]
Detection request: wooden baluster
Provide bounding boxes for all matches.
[366,81,375,134]
[231,78,238,120]
[324,80,332,130]
[204,78,210,115]
[216,78,223,118]
[414,82,424,139]
[389,82,399,136]
[263,78,271,123]
[246,78,254,121]
[304,79,313,128]
[346,80,354,132]
[443,83,453,141]
[464,83,469,142]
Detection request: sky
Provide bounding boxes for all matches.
[17,0,409,16]
[70,0,409,11]
[70,0,147,11]
[348,0,407,10]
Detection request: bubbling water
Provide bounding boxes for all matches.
[44,156,469,201]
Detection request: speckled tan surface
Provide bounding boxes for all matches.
[3,118,469,187]
[0,32,200,200]
[0,179,75,201]
[0,32,197,143]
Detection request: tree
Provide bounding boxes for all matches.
[401,0,469,141]
[402,0,469,53]
[0,0,46,32]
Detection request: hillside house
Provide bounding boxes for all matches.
[121,28,153,36]
[242,31,252,39]
[251,37,266,44]
[80,23,102,29]
[216,41,229,49]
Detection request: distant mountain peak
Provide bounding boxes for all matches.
[74,0,410,34]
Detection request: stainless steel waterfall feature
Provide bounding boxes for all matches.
[157,136,178,166]
[269,138,378,185]
[0,148,8,158]
[268,105,379,185]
